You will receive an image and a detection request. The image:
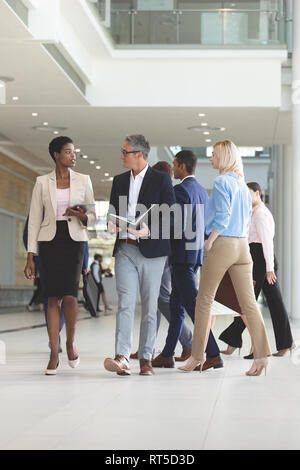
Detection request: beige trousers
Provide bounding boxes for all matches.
[192,237,271,362]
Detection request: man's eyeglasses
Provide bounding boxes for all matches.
[121,149,140,156]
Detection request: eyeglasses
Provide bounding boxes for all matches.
[120,148,140,156]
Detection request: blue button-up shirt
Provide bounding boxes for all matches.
[205,172,252,237]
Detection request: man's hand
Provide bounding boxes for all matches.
[107,220,122,234]
[127,222,150,239]
[65,206,88,225]
[266,271,277,285]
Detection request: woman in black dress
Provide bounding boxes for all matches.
[24,137,96,375]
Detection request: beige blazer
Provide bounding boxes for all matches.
[28,169,96,254]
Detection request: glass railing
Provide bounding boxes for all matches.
[169,146,272,159]
[88,1,289,48]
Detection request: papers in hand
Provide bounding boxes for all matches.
[108,205,156,230]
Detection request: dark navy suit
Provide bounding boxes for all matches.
[161,176,220,358]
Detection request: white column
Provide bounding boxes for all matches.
[291,0,300,320]
[274,145,284,283]
[282,144,292,316]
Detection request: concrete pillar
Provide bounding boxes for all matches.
[291,0,300,320]
[282,144,292,316]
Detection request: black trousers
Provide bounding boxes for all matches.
[219,243,293,351]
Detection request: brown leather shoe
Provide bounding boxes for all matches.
[130,351,138,359]
[139,359,154,376]
[152,353,175,368]
[194,355,224,371]
[104,355,131,375]
[175,349,192,362]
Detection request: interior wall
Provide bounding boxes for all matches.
[0,152,38,286]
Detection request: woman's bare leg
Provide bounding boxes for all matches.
[63,295,79,360]
[47,297,61,370]
[101,291,111,309]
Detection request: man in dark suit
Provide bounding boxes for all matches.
[104,135,176,376]
[152,150,223,371]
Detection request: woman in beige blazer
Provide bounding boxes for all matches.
[24,136,96,375]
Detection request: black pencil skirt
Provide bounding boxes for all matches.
[39,221,85,299]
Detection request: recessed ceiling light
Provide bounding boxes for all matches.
[82,155,88,159]
[75,149,81,153]
[0,76,14,83]
[109,177,113,181]
[53,131,59,135]
[32,112,38,117]
[32,125,67,133]
[221,127,226,131]
[43,122,48,126]
[12,96,19,101]
[187,125,224,132]
[198,113,206,117]
[96,165,101,169]
[205,139,212,143]
[203,131,210,135]
[104,173,109,177]
[201,123,208,127]
[90,160,95,164]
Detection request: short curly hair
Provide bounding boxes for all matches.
[49,136,73,162]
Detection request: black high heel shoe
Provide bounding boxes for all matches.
[243,353,254,360]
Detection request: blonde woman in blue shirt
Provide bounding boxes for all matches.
[180,140,271,376]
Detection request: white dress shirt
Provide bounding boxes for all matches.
[248,201,275,272]
[127,164,149,240]
[92,261,101,283]
[180,175,195,183]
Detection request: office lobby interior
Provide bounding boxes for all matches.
[1,0,300,451]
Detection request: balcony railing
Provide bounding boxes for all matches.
[88,1,289,48]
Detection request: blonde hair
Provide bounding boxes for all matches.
[213,140,244,179]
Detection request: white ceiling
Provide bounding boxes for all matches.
[0,0,292,199]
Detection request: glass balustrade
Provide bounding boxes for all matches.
[87,0,289,48]
[169,146,272,159]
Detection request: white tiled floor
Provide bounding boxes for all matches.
[0,305,300,450]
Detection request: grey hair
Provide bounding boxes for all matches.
[125,134,150,159]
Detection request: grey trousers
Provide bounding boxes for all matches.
[115,243,167,361]
[156,259,193,352]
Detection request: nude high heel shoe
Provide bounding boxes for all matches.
[45,361,59,376]
[178,356,204,373]
[66,342,80,368]
[68,356,80,369]
[246,357,268,377]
